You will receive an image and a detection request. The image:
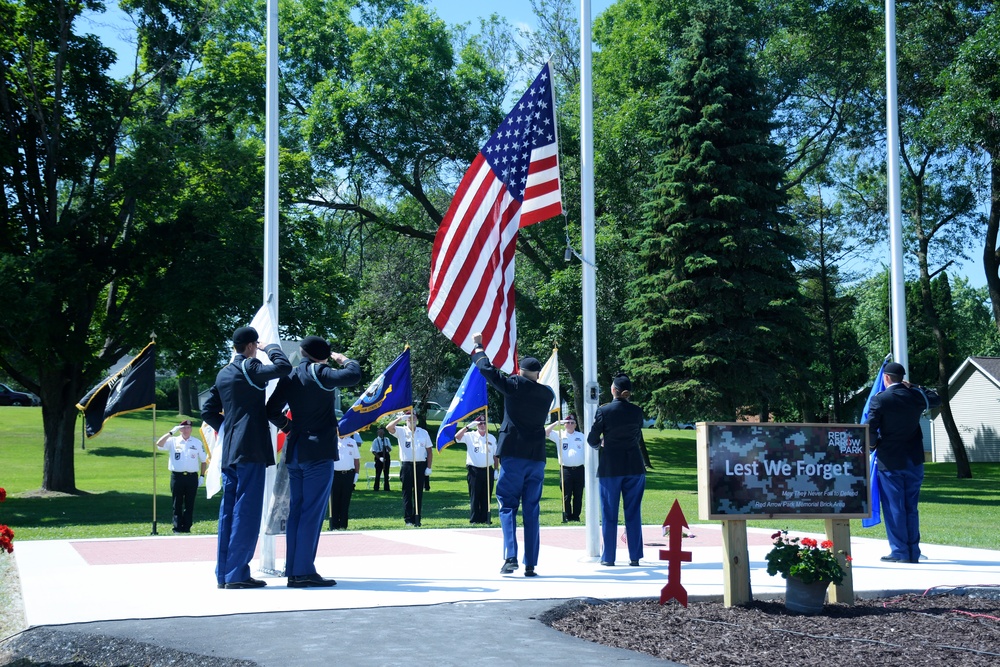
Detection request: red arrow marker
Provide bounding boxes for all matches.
[659,499,692,606]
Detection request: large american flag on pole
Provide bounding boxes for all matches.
[427,62,563,373]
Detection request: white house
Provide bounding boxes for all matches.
[929,356,1000,463]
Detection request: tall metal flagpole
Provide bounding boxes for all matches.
[580,0,601,559]
[886,0,908,372]
[259,0,281,575]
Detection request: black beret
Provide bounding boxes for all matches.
[300,335,331,360]
[520,357,542,372]
[612,373,631,391]
[233,326,258,345]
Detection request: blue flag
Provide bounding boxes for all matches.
[338,348,412,436]
[435,363,487,451]
[861,355,890,528]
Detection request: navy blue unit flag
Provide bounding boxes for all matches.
[861,355,890,528]
[338,347,412,436]
[435,363,488,451]
[76,342,157,438]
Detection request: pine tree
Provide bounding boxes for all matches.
[620,0,807,421]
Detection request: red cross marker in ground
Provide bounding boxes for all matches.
[659,499,693,606]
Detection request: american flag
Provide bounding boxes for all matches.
[427,62,563,373]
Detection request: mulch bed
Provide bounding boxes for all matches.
[547,589,1000,666]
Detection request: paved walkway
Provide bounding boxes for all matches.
[9,524,1000,665]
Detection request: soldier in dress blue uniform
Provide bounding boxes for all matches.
[471,333,554,577]
[867,361,941,564]
[588,373,646,567]
[266,335,361,587]
[202,326,292,589]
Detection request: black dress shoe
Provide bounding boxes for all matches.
[524,566,537,577]
[224,578,267,589]
[880,555,905,562]
[630,560,640,567]
[600,561,615,567]
[288,574,337,588]
[500,557,519,574]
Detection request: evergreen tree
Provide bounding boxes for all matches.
[620,0,806,421]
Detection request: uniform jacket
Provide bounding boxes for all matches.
[473,350,554,461]
[587,397,646,477]
[265,359,361,463]
[201,344,292,469]
[868,383,941,470]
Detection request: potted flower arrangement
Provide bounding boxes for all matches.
[0,487,13,555]
[765,530,850,614]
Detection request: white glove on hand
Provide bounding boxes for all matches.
[425,468,432,477]
[198,476,205,488]
[353,473,359,485]
[170,427,179,435]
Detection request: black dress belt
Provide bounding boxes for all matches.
[172,471,197,476]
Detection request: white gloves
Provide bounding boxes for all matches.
[353,473,359,485]
[169,427,179,435]
[425,468,432,477]
[198,476,205,488]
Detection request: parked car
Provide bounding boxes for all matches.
[0,383,40,406]
[422,401,448,421]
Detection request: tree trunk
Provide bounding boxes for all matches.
[935,391,972,478]
[39,365,86,493]
[178,376,192,417]
[984,157,1000,329]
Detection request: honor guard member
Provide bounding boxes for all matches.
[867,362,941,564]
[266,335,361,587]
[202,326,292,589]
[471,333,554,578]
[455,414,499,524]
[329,433,361,529]
[155,419,207,533]
[387,412,433,526]
[370,427,393,491]
[588,373,646,567]
[545,413,586,522]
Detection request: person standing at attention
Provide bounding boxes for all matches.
[471,332,553,577]
[867,361,941,564]
[329,432,362,530]
[588,373,646,567]
[545,413,586,522]
[266,335,361,587]
[387,412,433,526]
[202,326,292,589]
[154,419,207,533]
[370,426,393,491]
[455,414,498,524]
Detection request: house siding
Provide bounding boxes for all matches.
[931,366,1000,463]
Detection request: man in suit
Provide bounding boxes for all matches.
[867,361,941,564]
[202,326,292,589]
[267,335,361,587]
[471,332,554,577]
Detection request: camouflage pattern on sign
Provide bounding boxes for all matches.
[701,423,869,520]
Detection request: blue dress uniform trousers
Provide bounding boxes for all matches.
[496,457,545,567]
[878,462,923,562]
[286,448,336,577]
[216,462,266,585]
[599,473,645,564]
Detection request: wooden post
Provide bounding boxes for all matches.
[825,518,854,604]
[721,519,751,607]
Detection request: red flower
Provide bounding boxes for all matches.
[0,525,13,554]
[801,537,818,548]
[0,487,6,503]
[845,554,853,563]
[820,540,834,549]
[771,532,782,539]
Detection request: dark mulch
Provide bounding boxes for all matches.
[547,590,1000,666]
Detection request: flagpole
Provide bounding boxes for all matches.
[257,0,281,576]
[886,0,908,372]
[151,405,158,535]
[580,0,601,559]
[556,409,567,523]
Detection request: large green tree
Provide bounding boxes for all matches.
[620,0,807,421]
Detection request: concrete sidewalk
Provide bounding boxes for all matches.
[8,524,1000,665]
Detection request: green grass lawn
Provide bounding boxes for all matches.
[1,406,999,550]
